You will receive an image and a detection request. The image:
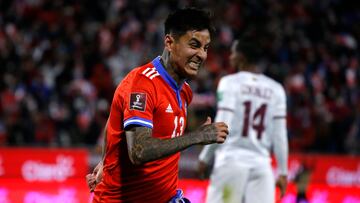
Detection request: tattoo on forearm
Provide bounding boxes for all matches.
[195,125,217,145]
[130,127,209,164]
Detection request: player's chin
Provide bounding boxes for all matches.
[185,67,199,78]
[217,138,226,144]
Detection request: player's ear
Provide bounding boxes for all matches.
[164,34,174,51]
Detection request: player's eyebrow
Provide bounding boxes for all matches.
[189,38,201,44]
[189,38,210,47]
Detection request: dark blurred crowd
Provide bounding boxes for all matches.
[0,0,359,154]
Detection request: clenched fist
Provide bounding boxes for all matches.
[194,117,229,145]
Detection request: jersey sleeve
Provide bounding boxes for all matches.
[273,84,287,118]
[216,76,236,111]
[272,84,288,175]
[200,77,236,164]
[123,75,157,129]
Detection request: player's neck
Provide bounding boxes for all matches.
[240,64,260,74]
[160,52,184,87]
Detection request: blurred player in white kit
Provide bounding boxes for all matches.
[198,35,288,203]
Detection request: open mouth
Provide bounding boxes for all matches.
[188,61,201,70]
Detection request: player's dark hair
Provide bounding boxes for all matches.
[164,7,215,40]
[235,34,264,65]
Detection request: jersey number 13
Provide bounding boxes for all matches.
[171,116,185,138]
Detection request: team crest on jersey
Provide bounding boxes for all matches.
[130,93,146,111]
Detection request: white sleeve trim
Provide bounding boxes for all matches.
[124,117,153,129]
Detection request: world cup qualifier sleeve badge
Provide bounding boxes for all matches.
[129,92,147,112]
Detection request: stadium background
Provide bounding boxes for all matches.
[0,0,359,202]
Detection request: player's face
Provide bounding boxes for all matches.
[168,30,211,79]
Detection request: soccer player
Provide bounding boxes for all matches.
[198,35,288,203]
[89,8,229,202]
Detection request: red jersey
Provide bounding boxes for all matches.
[93,57,192,202]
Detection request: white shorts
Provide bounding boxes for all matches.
[205,162,275,203]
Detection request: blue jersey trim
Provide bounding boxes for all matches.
[152,56,183,108]
[124,117,153,129]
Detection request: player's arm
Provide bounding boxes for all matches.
[86,120,108,192]
[197,77,235,175]
[273,115,288,196]
[272,86,288,198]
[273,117,288,176]
[198,107,234,178]
[95,118,109,173]
[100,119,109,160]
[125,117,228,165]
